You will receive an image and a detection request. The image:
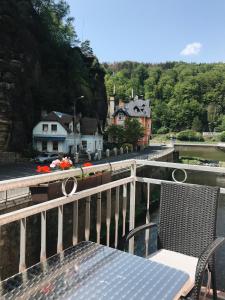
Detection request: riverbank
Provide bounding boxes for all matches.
[151,133,221,144]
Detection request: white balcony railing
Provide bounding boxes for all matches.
[0,158,225,280]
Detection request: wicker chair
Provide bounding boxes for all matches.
[125,181,225,300]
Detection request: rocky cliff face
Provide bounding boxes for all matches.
[0,0,107,153]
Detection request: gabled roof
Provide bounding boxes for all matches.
[113,99,151,118]
[42,111,73,123]
[40,112,102,135]
[125,99,151,117]
[42,111,78,132]
[112,108,129,117]
[80,117,102,135]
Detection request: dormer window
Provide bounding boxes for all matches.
[118,113,124,120]
[43,124,48,132]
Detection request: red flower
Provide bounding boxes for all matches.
[59,161,72,170]
[36,165,51,173]
[82,162,93,167]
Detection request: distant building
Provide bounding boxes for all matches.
[32,111,103,154]
[109,96,152,145]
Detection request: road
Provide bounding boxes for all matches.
[0,146,165,181]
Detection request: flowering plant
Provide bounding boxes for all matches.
[36,157,73,173]
[50,157,73,170]
[82,162,93,167]
[36,165,51,173]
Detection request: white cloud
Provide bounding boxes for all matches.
[180,42,202,56]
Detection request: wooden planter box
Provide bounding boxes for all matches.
[30,172,111,203]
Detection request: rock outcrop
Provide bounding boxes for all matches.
[0,0,107,153]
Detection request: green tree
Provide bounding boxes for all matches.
[192,116,203,132]
[104,61,225,133]
[207,103,220,132]
[80,40,94,57]
[217,116,225,132]
[32,0,78,45]
[106,125,124,145]
[124,119,144,146]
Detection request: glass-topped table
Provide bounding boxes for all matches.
[1,241,190,300]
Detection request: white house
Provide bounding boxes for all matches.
[80,117,103,153]
[32,111,103,154]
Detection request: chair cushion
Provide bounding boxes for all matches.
[148,249,198,297]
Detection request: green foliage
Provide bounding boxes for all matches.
[80,40,94,57]
[106,124,124,145]
[220,131,225,142]
[106,119,144,147]
[32,0,78,45]
[104,62,225,132]
[157,127,169,134]
[191,116,203,132]
[30,0,107,120]
[176,130,204,142]
[216,116,225,132]
[124,118,144,146]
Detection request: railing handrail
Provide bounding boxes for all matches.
[136,176,225,195]
[136,159,225,175]
[0,158,225,193]
[0,176,134,226]
[0,159,135,192]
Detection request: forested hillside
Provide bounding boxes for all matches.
[0,0,107,152]
[104,62,225,133]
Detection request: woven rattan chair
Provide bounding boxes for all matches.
[125,181,225,300]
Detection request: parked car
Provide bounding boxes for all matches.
[34,153,59,164]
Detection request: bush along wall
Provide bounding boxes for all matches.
[176,130,204,142]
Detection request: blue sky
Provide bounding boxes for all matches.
[67,0,225,63]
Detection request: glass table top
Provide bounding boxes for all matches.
[1,241,189,300]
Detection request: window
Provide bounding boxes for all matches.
[43,124,48,132]
[53,141,58,151]
[82,140,87,149]
[118,113,124,120]
[42,141,47,151]
[51,124,57,132]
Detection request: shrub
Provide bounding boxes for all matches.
[220,131,225,142]
[176,130,204,142]
[157,127,169,134]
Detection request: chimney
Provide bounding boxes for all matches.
[107,96,115,125]
[119,100,124,108]
[41,110,48,118]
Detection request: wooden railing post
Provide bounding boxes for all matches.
[129,162,136,253]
